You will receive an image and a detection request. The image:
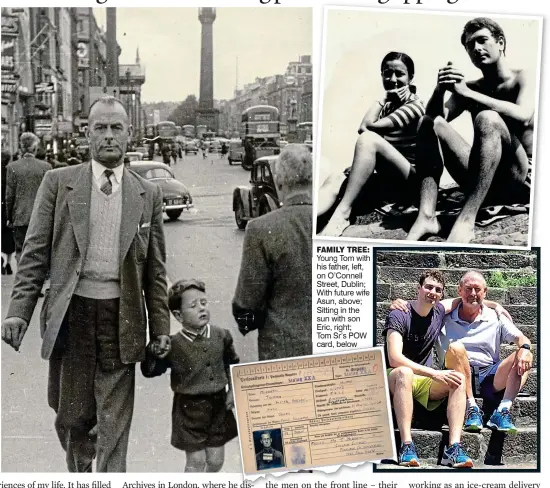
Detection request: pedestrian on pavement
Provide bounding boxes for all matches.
[232,144,312,360]
[5,132,51,263]
[36,147,47,161]
[220,142,228,159]
[171,143,178,165]
[162,144,172,166]
[1,151,15,275]
[1,96,171,473]
[67,149,82,166]
[142,279,239,472]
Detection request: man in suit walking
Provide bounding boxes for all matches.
[5,132,51,262]
[232,144,312,360]
[1,96,171,472]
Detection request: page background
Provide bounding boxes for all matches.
[1,0,547,484]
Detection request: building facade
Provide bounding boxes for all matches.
[216,54,313,139]
[119,49,146,143]
[1,8,34,154]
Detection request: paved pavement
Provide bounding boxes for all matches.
[1,152,258,472]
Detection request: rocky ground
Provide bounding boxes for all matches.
[344,212,529,247]
[337,187,530,247]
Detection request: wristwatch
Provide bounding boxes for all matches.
[520,344,531,351]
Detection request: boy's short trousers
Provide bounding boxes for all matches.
[475,361,504,403]
[387,368,444,411]
[171,389,238,452]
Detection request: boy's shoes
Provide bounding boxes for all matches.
[441,442,473,468]
[463,405,484,432]
[487,408,517,434]
[398,441,420,467]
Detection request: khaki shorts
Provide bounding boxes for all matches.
[387,368,444,411]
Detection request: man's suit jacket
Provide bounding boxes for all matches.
[7,163,170,363]
[232,194,312,361]
[5,155,51,226]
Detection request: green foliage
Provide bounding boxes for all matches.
[486,270,537,288]
[167,95,199,126]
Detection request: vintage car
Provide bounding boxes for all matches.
[228,139,244,165]
[129,161,193,221]
[125,151,144,162]
[185,140,199,155]
[232,155,280,230]
[135,146,150,159]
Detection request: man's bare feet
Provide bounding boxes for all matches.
[319,211,351,237]
[407,216,441,241]
[447,220,476,243]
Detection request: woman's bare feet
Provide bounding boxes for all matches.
[319,211,351,237]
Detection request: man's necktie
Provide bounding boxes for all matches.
[101,169,114,195]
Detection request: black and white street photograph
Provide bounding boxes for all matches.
[1,6,313,473]
[315,8,542,247]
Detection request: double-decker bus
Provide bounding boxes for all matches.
[183,124,196,139]
[156,121,177,154]
[241,105,280,169]
[157,121,177,140]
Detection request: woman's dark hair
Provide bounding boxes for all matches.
[380,51,417,93]
[381,52,415,78]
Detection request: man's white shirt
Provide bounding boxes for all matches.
[91,159,123,193]
[435,304,523,368]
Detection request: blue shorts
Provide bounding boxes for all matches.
[477,361,504,402]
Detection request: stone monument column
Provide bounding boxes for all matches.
[196,7,219,132]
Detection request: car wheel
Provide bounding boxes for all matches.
[166,209,183,221]
[235,199,247,230]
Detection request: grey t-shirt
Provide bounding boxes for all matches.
[435,304,522,368]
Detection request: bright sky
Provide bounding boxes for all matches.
[318,9,542,181]
[93,7,312,103]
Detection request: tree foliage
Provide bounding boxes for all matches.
[167,95,199,126]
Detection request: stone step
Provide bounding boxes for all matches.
[375,251,536,270]
[378,266,536,288]
[384,426,537,466]
[375,321,537,344]
[500,344,537,366]
[377,284,537,305]
[376,302,537,326]
[377,282,511,304]
[475,396,537,427]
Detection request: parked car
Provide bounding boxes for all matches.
[232,155,280,230]
[125,151,144,162]
[135,146,149,159]
[185,140,199,155]
[228,139,244,166]
[129,161,193,221]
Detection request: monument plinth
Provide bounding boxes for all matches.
[196,7,219,132]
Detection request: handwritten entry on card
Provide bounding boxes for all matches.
[231,348,396,475]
